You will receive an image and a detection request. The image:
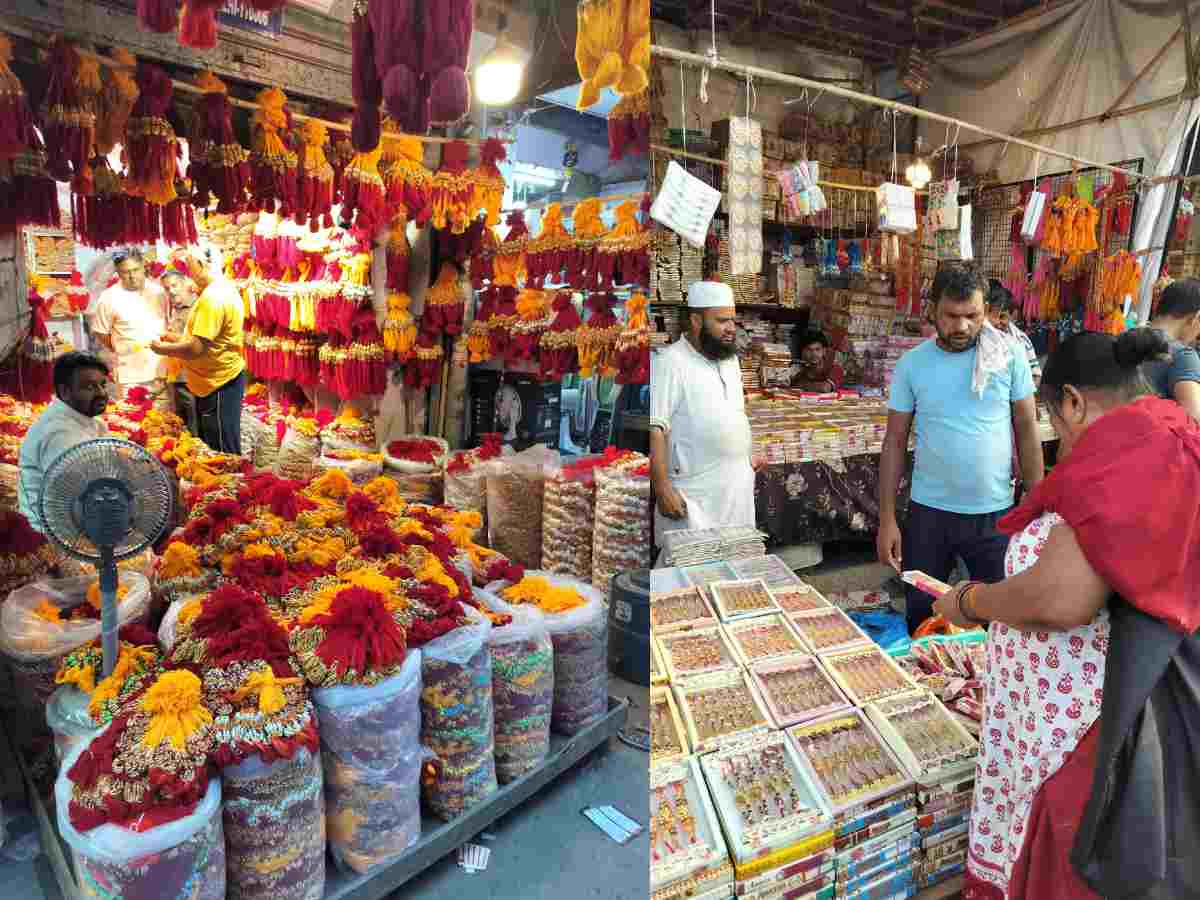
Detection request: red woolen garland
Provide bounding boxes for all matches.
[420,262,466,337]
[41,39,94,189]
[137,0,179,32]
[423,0,473,126]
[179,0,225,50]
[539,291,582,380]
[125,64,178,206]
[188,71,250,214]
[405,329,444,389]
[0,289,55,403]
[249,87,299,218]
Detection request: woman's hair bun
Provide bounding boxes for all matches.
[1113,327,1170,369]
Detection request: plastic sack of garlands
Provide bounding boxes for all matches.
[443,433,509,515]
[485,572,609,736]
[476,599,554,783]
[313,450,384,485]
[540,451,640,583]
[485,445,560,570]
[384,469,444,504]
[384,434,450,474]
[46,685,102,766]
[222,747,326,900]
[0,573,151,712]
[312,651,423,874]
[420,607,499,820]
[274,423,321,482]
[239,407,274,462]
[592,462,651,591]
[56,749,226,900]
[55,546,157,582]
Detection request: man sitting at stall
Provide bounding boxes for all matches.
[790,329,844,392]
[151,252,245,454]
[89,248,170,408]
[18,353,110,534]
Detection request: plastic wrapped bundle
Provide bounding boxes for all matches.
[420,609,498,819]
[222,748,326,900]
[384,469,444,504]
[384,435,449,475]
[57,756,226,900]
[485,445,559,570]
[481,603,553,783]
[274,425,321,482]
[313,652,423,874]
[239,408,273,463]
[486,573,609,736]
[541,460,597,581]
[253,420,282,471]
[592,464,651,591]
[313,453,384,486]
[46,685,100,766]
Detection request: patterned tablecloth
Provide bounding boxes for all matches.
[755,452,914,546]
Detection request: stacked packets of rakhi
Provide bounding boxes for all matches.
[893,639,987,734]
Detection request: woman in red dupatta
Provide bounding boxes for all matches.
[933,327,1200,900]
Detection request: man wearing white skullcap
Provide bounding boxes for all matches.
[649,278,763,537]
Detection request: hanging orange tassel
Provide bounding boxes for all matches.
[188,71,250,215]
[41,39,94,190]
[527,203,571,284]
[599,198,649,288]
[614,292,649,384]
[471,137,507,228]
[494,212,529,288]
[341,144,387,237]
[430,139,474,234]
[566,197,606,290]
[420,262,466,337]
[296,119,334,229]
[467,285,496,363]
[124,63,178,206]
[95,48,139,157]
[383,290,417,362]
[249,86,298,218]
[506,287,550,364]
[577,293,622,377]
[539,291,582,380]
[381,128,433,225]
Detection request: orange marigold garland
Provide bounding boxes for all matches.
[614,293,649,384]
[565,197,606,290]
[125,63,178,206]
[296,119,334,229]
[471,138,507,228]
[539,291,582,380]
[430,140,474,235]
[577,293,622,378]
[421,262,466,337]
[526,203,571,284]
[249,87,299,219]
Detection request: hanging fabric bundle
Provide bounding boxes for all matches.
[575,0,630,109]
[41,39,94,189]
[467,286,496,363]
[505,288,550,365]
[179,0,225,50]
[405,329,444,389]
[489,287,519,362]
[576,293,622,378]
[527,203,571,284]
[386,215,410,292]
[494,211,529,288]
[430,140,475,235]
[249,87,298,218]
[0,44,58,234]
[352,0,411,150]
[566,198,606,291]
[296,119,334,229]
[95,48,139,158]
[420,262,466,337]
[538,291,582,380]
[382,290,417,362]
[340,144,388,238]
[137,0,178,32]
[0,289,56,403]
[424,0,473,126]
[598,199,649,288]
[607,90,649,162]
[614,292,649,384]
[188,71,250,214]
[471,138,506,228]
[125,63,178,205]
[383,134,432,225]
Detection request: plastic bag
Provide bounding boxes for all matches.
[384,470,444,504]
[312,652,422,874]
[222,748,326,900]
[384,434,449,475]
[486,445,560,569]
[542,460,597,582]
[313,454,383,485]
[239,408,271,462]
[477,598,553,783]
[274,427,320,482]
[847,609,911,654]
[46,686,102,766]
[592,466,651,591]
[57,740,226,900]
[420,607,498,819]
[253,422,282,471]
[444,465,486,514]
[486,572,610,735]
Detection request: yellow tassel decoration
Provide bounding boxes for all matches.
[232,668,303,715]
[383,291,417,360]
[96,48,139,156]
[140,669,213,750]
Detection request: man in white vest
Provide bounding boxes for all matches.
[650,279,761,536]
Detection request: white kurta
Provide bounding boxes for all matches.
[650,336,755,535]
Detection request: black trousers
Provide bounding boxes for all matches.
[901,501,1011,634]
[194,369,245,455]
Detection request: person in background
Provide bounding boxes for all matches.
[1141,277,1200,421]
[790,329,845,392]
[89,248,170,408]
[650,279,765,535]
[877,264,1045,634]
[987,279,1042,385]
[158,268,199,431]
[18,353,110,534]
[934,328,1200,900]
[150,252,245,454]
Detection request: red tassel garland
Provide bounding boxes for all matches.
[423,0,473,126]
[472,138,506,227]
[341,145,388,238]
[386,215,411,291]
[125,64,178,206]
[600,198,650,288]
[421,262,466,337]
[296,119,335,229]
[179,0,224,50]
[471,226,497,290]
[614,293,649,384]
[566,197,606,291]
[405,329,444,389]
[382,133,432,225]
[577,293,622,378]
[0,35,35,165]
[506,288,550,365]
[607,90,650,162]
[430,140,475,235]
[0,289,55,403]
[488,287,518,361]
[137,0,179,32]
[527,203,571,284]
[249,87,298,218]
[539,291,582,380]
[493,212,528,289]
[188,71,250,214]
[41,39,94,189]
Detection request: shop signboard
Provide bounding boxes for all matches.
[218,0,284,37]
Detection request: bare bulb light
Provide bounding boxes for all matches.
[475,39,524,106]
[906,159,932,190]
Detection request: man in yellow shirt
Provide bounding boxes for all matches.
[152,254,245,454]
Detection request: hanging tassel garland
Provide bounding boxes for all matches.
[296,119,334,229]
[567,198,607,291]
[95,48,139,157]
[494,212,529,288]
[607,89,649,162]
[386,215,411,291]
[341,144,388,238]
[179,0,225,50]
[405,330,444,389]
[125,64,178,205]
[576,293,622,378]
[41,39,94,189]
[249,87,298,218]
[0,35,35,164]
[430,140,475,235]
[137,0,179,33]
[599,198,650,288]
[471,138,507,228]
[382,291,417,362]
[188,71,250,214]
[424,0,473,126]
[614,293,649,384]
[421,263,466,337]
[575,0,629,110]
[506,288,550,365]
[382,133,432,225]
[527,203,571,284]
[467,285,496,363]
[538,291,582,380]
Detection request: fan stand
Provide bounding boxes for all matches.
[80,478,135,678]
[98,548,119,678]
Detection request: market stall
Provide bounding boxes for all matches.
[0,4,652,898]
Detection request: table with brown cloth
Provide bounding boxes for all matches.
[755,452,914,546]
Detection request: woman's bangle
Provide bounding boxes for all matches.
[957,582,989,626]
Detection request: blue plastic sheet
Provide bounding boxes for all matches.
[848,610,911,655]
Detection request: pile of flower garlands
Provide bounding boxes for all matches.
[0,509,60,598]
[0,396,42,465]
[56,463,527,832]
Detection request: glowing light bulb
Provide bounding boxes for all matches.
[475,39,524,106]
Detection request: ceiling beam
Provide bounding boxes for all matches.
[915,0,1002,22]
[794,1,923,49]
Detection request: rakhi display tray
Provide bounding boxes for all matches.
[749,654,852,730]
[863,690,979,785]
[680,561,737,597]
[697,730,833,864]
[708,578,783,623]
[729,554,806,591]
[651,684,691,766]
[651,636,668,686]
[655,623,740,682]
[674,668,772,755]
[771,583,835,615]
[821,645,920,707]
[787,608,873,655]
[786,709,914,818]
[651,585,718,634]
[650,756,735,899]
[723,614,808,667]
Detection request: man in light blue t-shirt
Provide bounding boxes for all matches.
[877,264,1045,634]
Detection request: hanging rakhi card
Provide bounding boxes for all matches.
[877,183,916,234]
[726,117,764,276]
[928,179,958,232]
[957,204,974,261]
[650,160,721,249]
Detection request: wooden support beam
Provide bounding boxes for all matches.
[916,0,1001,22]
[958,94,1181,151]
[1103,27,1182,116]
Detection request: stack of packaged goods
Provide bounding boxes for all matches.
[739,351,762,391]
[878,335,926,390]
[759,343,794,389]
[653,228,683,305]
